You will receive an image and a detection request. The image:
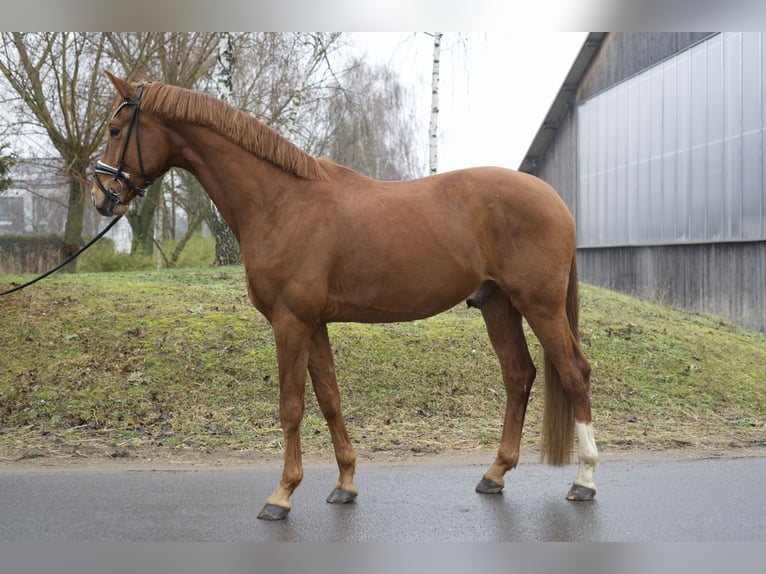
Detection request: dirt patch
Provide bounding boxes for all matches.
[2,441,765,474]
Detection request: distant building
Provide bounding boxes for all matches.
[0,158,67,235]
[522,32,766,332]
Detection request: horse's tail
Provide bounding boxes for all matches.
[540,253,579,466]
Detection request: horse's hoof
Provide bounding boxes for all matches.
[475,477,504,494]
[326,488,357,504]
[566,483,596,501]
[257,503,291,520]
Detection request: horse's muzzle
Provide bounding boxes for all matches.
[92,187,117,217]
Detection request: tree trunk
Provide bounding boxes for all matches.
[171,204,208,267]
[209,32,242,266]
[61,174,85,272]
[429,32,442,176]
[127,180,162,256]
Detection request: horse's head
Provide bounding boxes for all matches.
[91,72,169,217]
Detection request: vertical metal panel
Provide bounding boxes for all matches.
[539,103,579,215]
[637,72,652,244]
[649,66,664,242]
[596,87,608,244]
[626,78,640,245]
[724,33,743,239]
[741,32,763,239]
[662,59,678,242]
[690,44,708,242]
[763,33,766,240]
[606,88,619,244]
[706,35,724,241]
[615,81,629,245]
[577,101,598,245]
[676,49,692,241]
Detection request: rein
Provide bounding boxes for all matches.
[0,215,122,297]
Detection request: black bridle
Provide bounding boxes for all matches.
[93,83,154,212]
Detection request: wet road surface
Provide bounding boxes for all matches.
[1,452,764,541]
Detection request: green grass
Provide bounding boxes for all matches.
[76,235,215,273]
[1,266,764,461]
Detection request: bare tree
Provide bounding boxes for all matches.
[314,59,421,180]
[230,33,422,179]
[104,32,218,86]
[230,33,351,150]
[0,32,111,268]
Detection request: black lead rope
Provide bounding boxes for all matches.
[0,215,123,297]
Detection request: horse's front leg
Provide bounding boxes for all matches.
[308,324,358,504]
[257,314,312,521]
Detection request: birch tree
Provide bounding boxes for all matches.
[209,32,241,266]
[428,32,442,175]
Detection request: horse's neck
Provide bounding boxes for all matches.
[173,123,301,237]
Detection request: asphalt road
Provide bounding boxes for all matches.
[1,451,765,542]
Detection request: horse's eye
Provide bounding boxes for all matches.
[109,127,120,138]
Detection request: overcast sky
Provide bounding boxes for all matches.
[350,32,587,174]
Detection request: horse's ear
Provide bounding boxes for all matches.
[105,71,134,100]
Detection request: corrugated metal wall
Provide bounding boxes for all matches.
[577,32,766,247]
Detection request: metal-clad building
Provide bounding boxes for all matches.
[521,32,766,332]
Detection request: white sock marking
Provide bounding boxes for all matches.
[574,421,598,491]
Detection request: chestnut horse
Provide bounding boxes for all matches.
[91,73,598,520]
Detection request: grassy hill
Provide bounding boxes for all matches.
[1,266,764,462]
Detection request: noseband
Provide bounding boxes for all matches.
[93,83,154,209]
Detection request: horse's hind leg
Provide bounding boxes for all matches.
[475,288,537,494]
[524,311,598,501]
[308,324,358,504]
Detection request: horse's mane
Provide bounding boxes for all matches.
[142,81,329,181]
